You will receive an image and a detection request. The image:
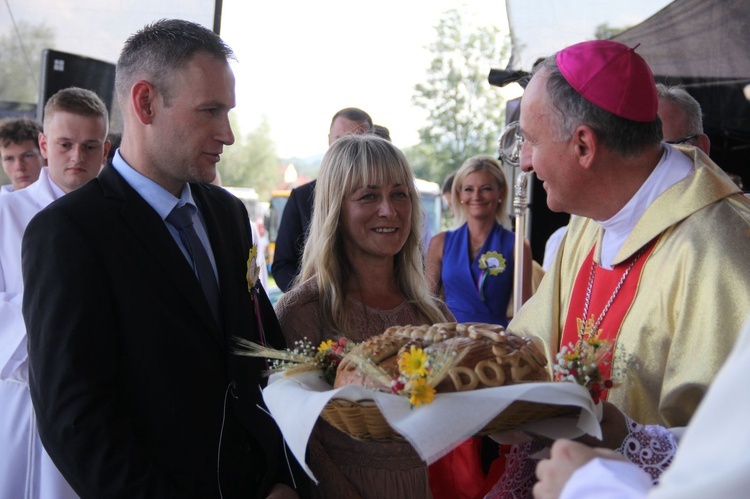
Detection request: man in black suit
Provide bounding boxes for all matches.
[22,19,300,498]
[271,108,372,292]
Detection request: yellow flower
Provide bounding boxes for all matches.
[409,378,436,407]
[399,346,429,378]
[563,351,580,362]
[587,337,606,349]
[246,245,260,292]
[478,251,507,276]
[318,339,334,353]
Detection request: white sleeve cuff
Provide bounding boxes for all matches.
[561,458,652,499]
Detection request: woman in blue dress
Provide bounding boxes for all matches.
[426,155,532,326]
[424,155,533,499]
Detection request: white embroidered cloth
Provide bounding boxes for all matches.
[262,371,602,479]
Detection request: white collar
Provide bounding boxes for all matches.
[597,145,693,269]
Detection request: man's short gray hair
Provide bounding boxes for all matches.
[656,83,704,135]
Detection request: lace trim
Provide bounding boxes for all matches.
[483,441,542,499]
[616,417,677,484]
[483,417,679,498]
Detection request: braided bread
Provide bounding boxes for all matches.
[334,322,549,392]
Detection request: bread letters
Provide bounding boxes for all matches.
[334,322,549,392]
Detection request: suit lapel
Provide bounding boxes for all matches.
[97,166,225,348]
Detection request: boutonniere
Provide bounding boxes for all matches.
[476,251,507,301]
[245,244,269,360]
[478,251,507,275]
[246,244,260,294]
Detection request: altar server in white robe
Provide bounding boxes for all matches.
[0,118,44,196]
[0,87,109,499]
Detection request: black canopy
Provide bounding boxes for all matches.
[613,0,750,185]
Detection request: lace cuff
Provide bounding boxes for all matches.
[616,416,677,484]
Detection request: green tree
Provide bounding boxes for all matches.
[594,23,629,40]
[0,21,56,103]
[410,9,509,184]
[220,114,281,200]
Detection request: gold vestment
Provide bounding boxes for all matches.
[511,147,750,427]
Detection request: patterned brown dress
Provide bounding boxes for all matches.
[276,277,453,499]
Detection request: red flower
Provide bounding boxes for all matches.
[391,378,405,394]
[589,382,603,404]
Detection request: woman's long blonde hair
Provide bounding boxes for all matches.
[298,134,446,334]
[451,155,511,229]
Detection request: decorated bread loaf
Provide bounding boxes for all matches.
[334,322,549,392]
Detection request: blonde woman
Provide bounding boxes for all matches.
[276,134,452,499]
[426,155,532,327]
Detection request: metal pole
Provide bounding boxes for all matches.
[513,171,532,316]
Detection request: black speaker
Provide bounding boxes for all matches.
[36,49,115,123]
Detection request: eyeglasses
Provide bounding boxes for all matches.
[665,135,698,145]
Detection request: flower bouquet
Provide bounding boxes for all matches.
[552,336,639,404]
[234,336,354,386]
[234,333,468,410]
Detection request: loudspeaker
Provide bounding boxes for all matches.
[36,49,115,124]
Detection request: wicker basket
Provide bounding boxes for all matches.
[320,397,581,442]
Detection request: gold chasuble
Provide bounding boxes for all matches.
[509,147,750,428]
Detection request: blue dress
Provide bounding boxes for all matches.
[441,222,515,327]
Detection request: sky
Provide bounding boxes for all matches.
[2,0,671,161]
[218,0,669,159]
[219,0,508,159]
